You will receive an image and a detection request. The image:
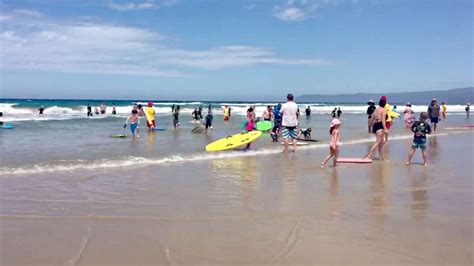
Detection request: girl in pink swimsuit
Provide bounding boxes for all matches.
[321,118,342,168]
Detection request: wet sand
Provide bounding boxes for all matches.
[1,131,473,265]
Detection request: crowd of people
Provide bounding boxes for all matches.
[112,96,470,167]
[7,97,469,167]
[86,103,117,117]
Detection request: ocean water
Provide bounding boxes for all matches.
[0,98,470,174]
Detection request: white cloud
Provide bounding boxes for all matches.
[244,4,256,10]
[109,0,177,11]
[273,0,319,22]
[0,16,332,77]
[13,9,44,18]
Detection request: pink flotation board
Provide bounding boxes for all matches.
[337,158,372,163]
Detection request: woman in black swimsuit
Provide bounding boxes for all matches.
[364,97,388,160]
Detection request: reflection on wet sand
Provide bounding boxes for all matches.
[328,168,340,220]
[369,162,390,225]
[210,157,259,216]
[145,130,156,152]
[408,167,429,220]
[428,135,439,163]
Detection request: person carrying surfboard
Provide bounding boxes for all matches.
[146,102,156,130]
[321,118,342,168]
[242,116,256,150]
[281,93,299,155]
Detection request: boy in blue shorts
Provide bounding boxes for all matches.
[124,109,140,138]
[406,112,431,166]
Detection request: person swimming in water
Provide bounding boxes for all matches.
[38,105,45,115]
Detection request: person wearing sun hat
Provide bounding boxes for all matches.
[366,99,376,133]
[403,102,415,128]
[321,118,342,168]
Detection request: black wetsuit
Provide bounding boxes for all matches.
[87,106,93,117]
[38,107,45,115]
[205,114,213,129]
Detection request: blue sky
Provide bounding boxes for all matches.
[0,0,472,100]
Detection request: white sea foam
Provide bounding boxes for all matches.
[0,133,436,176]
[0,102,469,122]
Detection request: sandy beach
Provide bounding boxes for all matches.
[1,119,473,265]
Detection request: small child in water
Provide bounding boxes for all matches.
[271,124,280,142]
[406,112,431,166]
[321,118,342,168]
[124,109,140,138]
[242,117,256,150]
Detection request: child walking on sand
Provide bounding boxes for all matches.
[321,118,342,168]
[406,112,431,166]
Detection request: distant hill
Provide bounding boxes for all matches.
[297,87,474,104]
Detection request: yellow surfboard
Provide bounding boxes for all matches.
[205,131,262,151]
[385,104,400,122]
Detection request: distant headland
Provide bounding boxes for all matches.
[297,87,473,104]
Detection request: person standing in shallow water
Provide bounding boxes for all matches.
[466,103,470,119]
[403,102,415,128]
[305,106,311,119]
[427,98,440,132]
[87,104,93,117]
[406,112,431,166]
[337,107,342,118]
[331,108,337,118]
[366,100,376,133]
[364,96,389,161]
[38,105,45,115]
[281,93,299,155]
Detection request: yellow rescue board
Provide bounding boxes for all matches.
[385,104,400,122]
[145,107,155,125]
[205,131,262,151]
